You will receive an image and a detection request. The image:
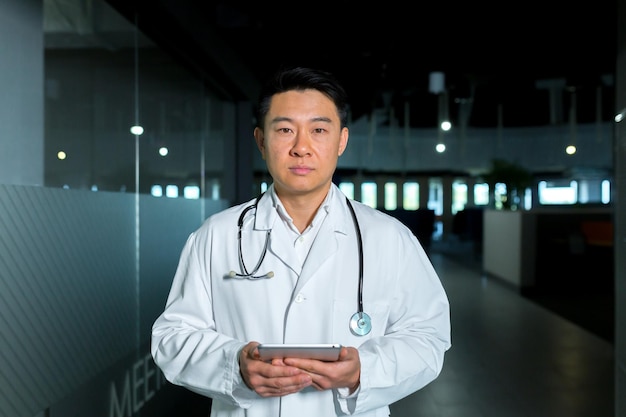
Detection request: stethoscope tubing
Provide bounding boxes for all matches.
[345,197,364,315]
[229,193,371,335]
[230,194,273,279]
[345,197,372,336]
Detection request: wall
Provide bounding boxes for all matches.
[0,185,227,417]
[0,0,44,186]
[483,210,526,288]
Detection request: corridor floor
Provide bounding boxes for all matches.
[389,252,614,417]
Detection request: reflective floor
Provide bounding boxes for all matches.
[173,244,615,417]
[390,250,614,417]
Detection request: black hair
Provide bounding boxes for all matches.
[255,66,349,129]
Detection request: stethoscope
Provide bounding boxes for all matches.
[227,194,372,336]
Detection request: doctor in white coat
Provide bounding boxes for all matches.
[151,66,451,417]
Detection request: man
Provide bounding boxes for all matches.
[151,66,451,416]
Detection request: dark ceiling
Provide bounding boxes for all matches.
[107,0,618,128]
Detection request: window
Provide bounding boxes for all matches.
[428,178,443,216]
[538,180,577,205]
[361,182,377,208]
[494,183,507,209]
[165,185,179,198]
[451,181,467,214]
[524,188,532,210]
[474,183,489,205]
[384,182,397,210]
[183,185,200,199]
[601,180,610,204]
[338,182,354,199]
[402,182,419,210]
[151,185,163,197]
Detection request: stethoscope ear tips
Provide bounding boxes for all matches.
[266,271,275,278]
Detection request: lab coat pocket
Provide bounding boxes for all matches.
[332,299,390,347]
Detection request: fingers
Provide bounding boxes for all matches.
[241,344,360,396]
[240,343,313,397]
[282,347,360,391]
[253,371,313,397]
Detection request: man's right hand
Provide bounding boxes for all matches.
[239,342,313,397]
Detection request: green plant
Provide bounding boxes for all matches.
[482,159,533,210]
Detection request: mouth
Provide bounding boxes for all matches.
[290,166,313,175]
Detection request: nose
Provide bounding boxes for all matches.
[290,131,312,157]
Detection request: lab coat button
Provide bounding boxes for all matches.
[295,293,305,303]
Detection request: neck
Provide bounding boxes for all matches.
[275,186,330,233]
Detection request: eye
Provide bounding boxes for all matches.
[276,127,293,134]
[313,128,326,134]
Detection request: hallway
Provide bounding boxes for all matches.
[390,252,614,417]
[169,250,615,417]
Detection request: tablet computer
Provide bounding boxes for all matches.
[257,343,342,361]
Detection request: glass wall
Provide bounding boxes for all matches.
[43,0,231,199]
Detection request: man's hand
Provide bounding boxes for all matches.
[239,342,313,397]
[283,346,361,393]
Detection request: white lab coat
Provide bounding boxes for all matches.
[151,184,451,417]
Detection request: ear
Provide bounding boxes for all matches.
[337,127,349,156]
[253,127,266,159]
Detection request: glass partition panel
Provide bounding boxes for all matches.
[43,0,225,197]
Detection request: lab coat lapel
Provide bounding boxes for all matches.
[255,192,301,274]
[294,197,350,295]
[294,220,338,293]
[268,222,301,274]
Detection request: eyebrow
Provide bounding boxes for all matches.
[269,116,333,124]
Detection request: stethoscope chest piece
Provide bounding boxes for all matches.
[349,311,372,336]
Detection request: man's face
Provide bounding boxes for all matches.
[254,89,349,202]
